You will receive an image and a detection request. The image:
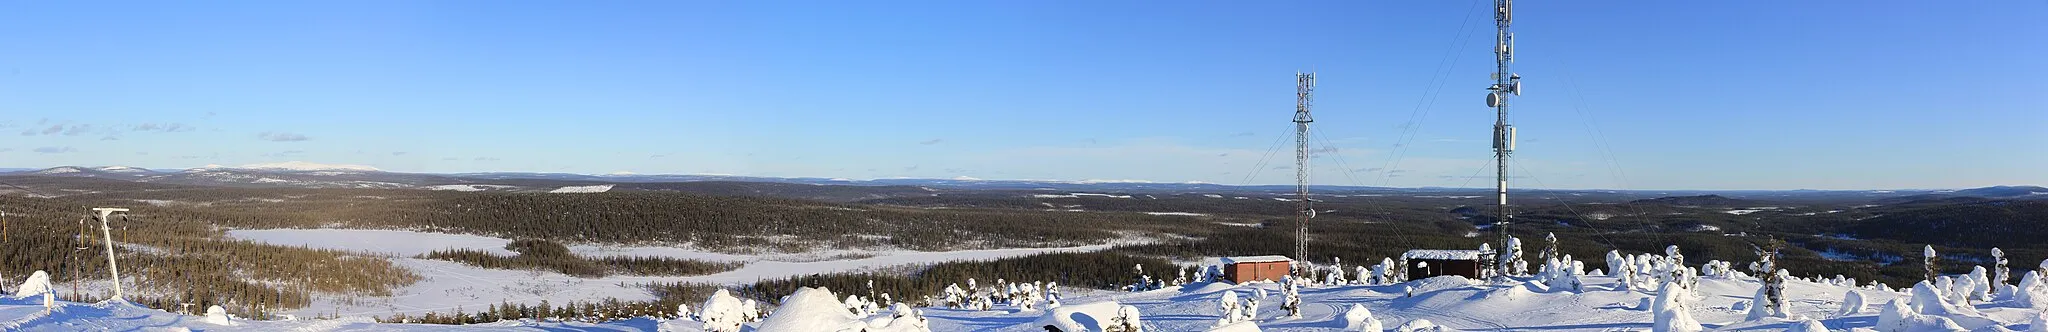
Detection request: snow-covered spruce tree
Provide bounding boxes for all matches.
[1924,245,1939,284]
[1606,250,1627,278]
[1653,281,1703,332]
[1241,295,1261,322]
[1746,238,1788,320]
[1356,265,1373,285]
[942,283,966,309]
[1330,256,1344,286]
[1106,305,1143,332]
[1501,236,1526,277]
[1396,257,1411,282]
[1479,242,1498,280]
[1542,232,1559,267]
[1129,264,1151,292]
[1995,248,2012,288]
[2040,258,2048,281]
[1380,257,1398,284]
[1662,245,1690,291]
[844,294,864,316]
[1216,291,1244,326]
[1281,276,1303,318]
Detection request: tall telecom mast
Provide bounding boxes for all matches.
[1485,0,1523,274]
[1293,72,1315,273]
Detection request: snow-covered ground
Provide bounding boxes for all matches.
[14,271,2048,331]
[227,228,1130,318]
[549,184,614,193]
[425,184,518,192]
[0,297,658,331]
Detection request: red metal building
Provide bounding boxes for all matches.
[1221,256,1293,284]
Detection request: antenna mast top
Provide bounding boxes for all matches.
[1486,0,1521,279]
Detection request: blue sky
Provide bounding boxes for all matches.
[1,1,2042,190]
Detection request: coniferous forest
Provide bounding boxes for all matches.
[0,178,2044,324]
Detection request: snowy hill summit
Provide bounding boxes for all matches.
[10,243,2048,331]
[230,161,383,172]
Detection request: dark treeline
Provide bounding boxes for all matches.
[380,192,1204,251]
[0,194,420,318]
[379,298,686,325]
[420,239,739,278]
[736,252,1176,306]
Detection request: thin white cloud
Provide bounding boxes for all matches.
[34,146,76,154]
[258,131,310,142]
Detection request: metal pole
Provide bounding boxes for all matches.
[92,208,128,300]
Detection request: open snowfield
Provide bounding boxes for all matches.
[228,228,1129,318]
[10,271,2048,331]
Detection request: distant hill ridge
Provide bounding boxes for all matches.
[1628,194,1763,207]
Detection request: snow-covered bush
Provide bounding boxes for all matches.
[1324,260,1348,286]
[1701,260,1736,279]
[2017,271,2047,308]
[1216,291,1245,326]
[1910,280,1979,318]
[1784,319,1827,332]
[759,287,931,332]
[869,303,931,332]
[1106,305,1143,332]
[968,293,994,311]
[1653,281,1702,332]
[1394,318,1446,332]
[1342,304,1383,332]
[1970,266,1993,302]
[13,270,51,299]
[1538,255,1585,292]
[2039,259,2048,282]
[942,283,967,309]
[699,289,747,332]
[757,287,861,331]
[1838,290,1867,316]
[203,305,237,326]
[1877,298,1965,332]
[741,299,761,322]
